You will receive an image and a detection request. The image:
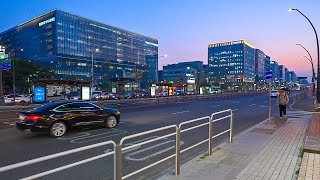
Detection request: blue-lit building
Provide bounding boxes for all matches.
[255,49,265,81]
[0,9,158,90]
[208,40,255,91]
[270,60,279,81]
[208,40,255,83]
[162,61,204,85]
[264,55,271,74]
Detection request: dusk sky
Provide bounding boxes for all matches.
[1,0,320,79]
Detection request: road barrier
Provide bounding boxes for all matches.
[100,91,266,109]
[0,109,233,180]
[291,91,307,106]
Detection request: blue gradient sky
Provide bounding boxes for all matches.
[1,0,319,78]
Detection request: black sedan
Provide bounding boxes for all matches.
[16,101,120,137]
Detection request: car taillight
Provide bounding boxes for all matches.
[25,115,41,121]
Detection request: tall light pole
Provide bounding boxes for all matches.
[296,43,315,95]
[289,8,320,102]
[302,55,315,95]
[91,48,99,100]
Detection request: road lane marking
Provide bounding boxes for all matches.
[264,101,268,103]
[211,105,220,108]
[171,110,190,115]
[69,130,128,143]
[249,104,256,107]
[2,122,15,126]
[233,109,239,111]
[259,105,269,108]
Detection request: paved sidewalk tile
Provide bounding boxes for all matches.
[298,152,320,180]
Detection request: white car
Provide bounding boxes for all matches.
[211,89,222,94]
[5,94,31,104]
[270,90,279,98]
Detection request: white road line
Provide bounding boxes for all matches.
[233,109,239,111]
[2,122,15,126]
[264,101,268,103]
[171,110,190,115]
[259,105,269,108]
[211,105,221,108]
[249,104,256,107]
[70,130,128,144]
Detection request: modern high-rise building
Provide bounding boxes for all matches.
[289,71,297,83]
[208,40,256,83]
[264,55,271,74]
[255,49,265,81]
[279,65,286,82]
[270,60,279,81]
[162,61,204,85]
[0,9,158,90]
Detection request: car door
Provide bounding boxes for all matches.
[53,103,84,127]
[75,102,103,125]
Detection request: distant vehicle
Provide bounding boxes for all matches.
[211,89,222,94]
[67,92,81,100]
[174,90,184,95]
[16,101,120,137]
[92,91,103,100]
[5,94,31,104]
[270,90,279,98]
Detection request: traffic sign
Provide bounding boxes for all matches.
[266,71,272,79]
[1,60,11,70]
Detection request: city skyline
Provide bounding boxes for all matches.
[1,0,319,79]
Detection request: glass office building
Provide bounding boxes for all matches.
[255,49,265,81]
[0,9,158,90]
[208,40,256,83]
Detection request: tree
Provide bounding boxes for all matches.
[2,58,54,94]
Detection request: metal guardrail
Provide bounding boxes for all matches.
[291,91,307,105]
[0,141,116,179]
[98,91,265,109]
[0,109,234,180]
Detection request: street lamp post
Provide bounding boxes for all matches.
[289,8,320,102]
[91,48,99,100]
[302,55,315,95]
[296,43,315,95]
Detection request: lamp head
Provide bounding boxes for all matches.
[288,8,297,12]
[95,48,99,52]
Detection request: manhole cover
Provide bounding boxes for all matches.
[250,128,276,134]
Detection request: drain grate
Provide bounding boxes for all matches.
[250,128,276,134]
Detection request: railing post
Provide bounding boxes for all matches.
[115,144,122,180]
[175,128,181,176]
[230,110,234,143]
[208,117,213,155]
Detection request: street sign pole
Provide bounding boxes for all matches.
[265,71,273,121]
[269,80,272,121]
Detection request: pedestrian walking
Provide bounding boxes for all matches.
[278,89,289,119]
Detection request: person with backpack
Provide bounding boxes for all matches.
[278,89,289,119]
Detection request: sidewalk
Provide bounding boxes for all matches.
[159,101,313,180]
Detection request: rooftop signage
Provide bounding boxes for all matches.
[39,17,55,27]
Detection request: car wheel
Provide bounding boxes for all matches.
[105,115,118,128]
[49,121,67,137]
[19,100,26,105]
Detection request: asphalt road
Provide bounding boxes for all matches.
[0,93,285,180]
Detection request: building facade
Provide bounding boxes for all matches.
[0,9,158,90]
[270,60,279,81]
[208,40,256,83]
[278,65,286,83]
[289,71,297,83]
[264,55,271,74]
[255,49,265,81]
[162,61,204,86]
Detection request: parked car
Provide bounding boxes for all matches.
[5,94,31,104]
[270,90,279,98]
[211,89,222,94]
[92,91,103,100]
[16,101,121,137]
[67,92,81,100]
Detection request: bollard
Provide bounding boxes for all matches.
[175,128,181,176]
[115,145,122,180]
